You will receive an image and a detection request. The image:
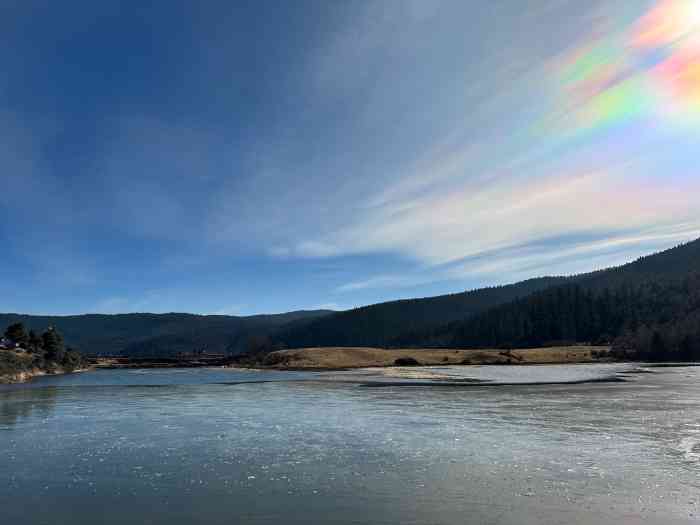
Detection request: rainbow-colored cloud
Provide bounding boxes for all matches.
[553,0,700,135]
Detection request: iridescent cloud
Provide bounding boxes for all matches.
[552,0,700,136]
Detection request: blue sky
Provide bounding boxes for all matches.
[1,0,699,315]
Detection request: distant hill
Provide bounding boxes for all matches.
[276,277,566,348]
[0,310,332,357]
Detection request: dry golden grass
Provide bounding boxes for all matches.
[261,345,611,370]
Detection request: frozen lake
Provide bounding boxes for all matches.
[1,365,699,524]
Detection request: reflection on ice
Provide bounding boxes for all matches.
[335,362,640,384]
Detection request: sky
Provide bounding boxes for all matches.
[1,0,699,316]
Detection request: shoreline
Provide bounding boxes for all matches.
[248,345,616,371]
[5,345,696,385]
[0,366,91,385]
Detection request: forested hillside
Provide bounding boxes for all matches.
[0,310,332,356]
[395,239,700,360]
[278,239,700,352]
[408,276,698,355]
[276,277,565,348]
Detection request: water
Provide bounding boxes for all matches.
[1,365,699,524]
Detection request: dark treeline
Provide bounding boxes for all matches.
[0,323,84,378]
[399,273,700,361]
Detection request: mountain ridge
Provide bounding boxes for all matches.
[0,310,333,356]
[277,238,700,351]
[3,239,698,359]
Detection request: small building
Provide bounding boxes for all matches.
[0,337,20,350]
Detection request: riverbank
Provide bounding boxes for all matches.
[1,345,617,381]
[254,345,612,370]
[0,366,90,384]
[0,350,89,384]
[90,355,231,369]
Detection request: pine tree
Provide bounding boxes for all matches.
[27,330,42,353]
[42,327,65,363]
[4,323,29,346]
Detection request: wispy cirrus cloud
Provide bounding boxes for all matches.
[3,0,699,313]
[241,0,700,292]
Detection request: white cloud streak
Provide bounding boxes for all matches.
[210,0,699,292]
